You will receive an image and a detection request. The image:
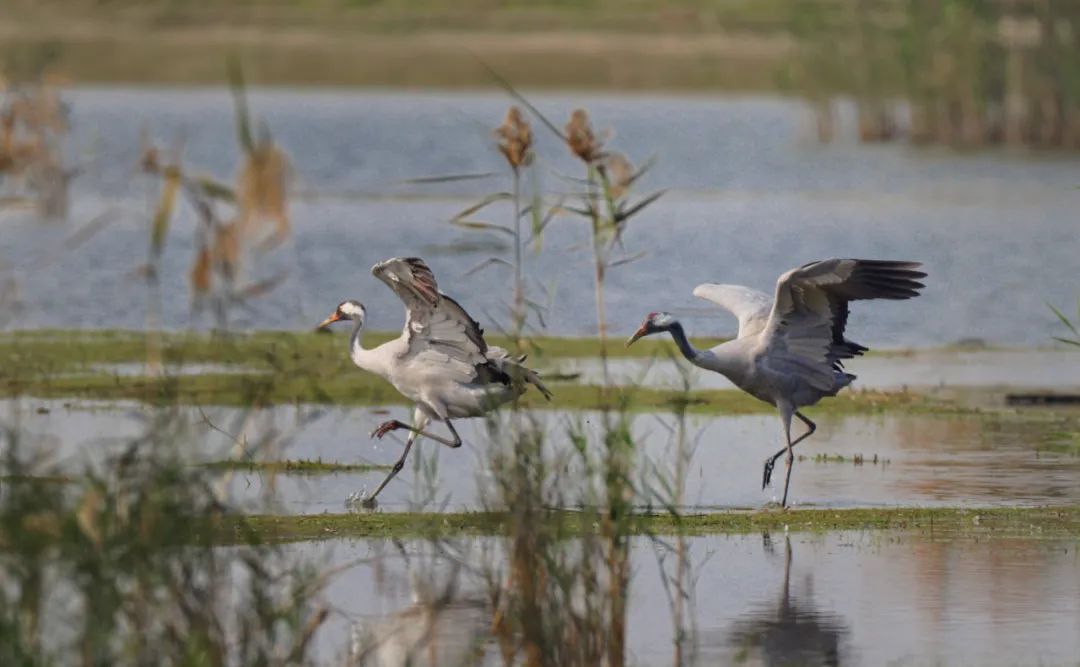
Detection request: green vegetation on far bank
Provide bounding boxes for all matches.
[5,0,799,89]
[229,505,1080,543]
[9,0,1079,153]
[0,328,976,414]
[0,362,940,415]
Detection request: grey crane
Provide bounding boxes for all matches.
[626,258,926,507]
[318,257,551,507]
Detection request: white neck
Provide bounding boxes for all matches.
[348,319,386,377]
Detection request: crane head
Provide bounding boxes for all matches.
[317,300,365,330]
[626,311,675,347]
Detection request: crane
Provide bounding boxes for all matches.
[626,258,925,508]
[318,256,551,508]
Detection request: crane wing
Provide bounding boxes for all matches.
[371,257,491,383]
[692,283,773,338]
[761,259,926,390]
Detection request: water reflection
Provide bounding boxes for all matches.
[722,535,848,666]
[349,541,490,667]
[297,530,1080,666]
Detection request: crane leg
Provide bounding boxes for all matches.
[361,415,463,508]
[371,418,462,448]
[779,405,797,508]
[762,412,816,490]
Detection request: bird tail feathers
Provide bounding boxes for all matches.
[524,367,553,401]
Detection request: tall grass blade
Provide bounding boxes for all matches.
[150,169,180,257]
[609,250,647,268]
[451,192,513,220]
[615,189,666,222]
[451,220,516,236]
[463,257,513,277]
[403,172,498,184]
[193,176,236,202]
[1049,303,1080,338]
[476,58,566,142]
[227,57,256,154]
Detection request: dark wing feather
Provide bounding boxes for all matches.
[764,259,926,388]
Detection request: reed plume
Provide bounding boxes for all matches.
[495,105,534,170]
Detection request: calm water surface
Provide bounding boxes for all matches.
[290,531,1080,666]
[7,398,1078,512]
[1,88,1078,345]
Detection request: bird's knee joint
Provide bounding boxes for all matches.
[449,439,462,449]
[392,461,404,473]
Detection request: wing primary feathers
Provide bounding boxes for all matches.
[770,259,927,377]
[438,294,488,355]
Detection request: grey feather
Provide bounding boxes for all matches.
[372,256,551,399]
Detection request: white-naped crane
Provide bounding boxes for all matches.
[318,256,551,507]
[627,259,926,508]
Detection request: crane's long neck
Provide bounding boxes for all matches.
[666,322,703,363]
[348,320,384,376]
[666,321,732,376]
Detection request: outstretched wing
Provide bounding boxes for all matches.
[692,283,773,338]
[761,259,926,390]
[372,257,490,383]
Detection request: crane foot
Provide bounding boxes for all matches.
[371,420,405,439]
[762,457,776,489]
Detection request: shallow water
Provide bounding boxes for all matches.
[6,398,1078,512]
[233,407,1080,512]
[2,89,1079,345]
[289,530,1080,666]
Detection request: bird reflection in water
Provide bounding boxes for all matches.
[348,541,489,667]
[724,534,850,666]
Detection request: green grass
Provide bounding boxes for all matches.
[0,329,968,414]
[227,505,1080,543]
[0,363,944,415]
[1038,431,1080,456]
[11,0,812,34]
[201,458,391,473]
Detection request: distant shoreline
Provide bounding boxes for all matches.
[2,4,793,91]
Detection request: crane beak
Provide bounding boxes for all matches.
[626,324,650,347]
[316,312,342,331]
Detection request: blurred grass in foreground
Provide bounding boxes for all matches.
[0,407,329,664]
